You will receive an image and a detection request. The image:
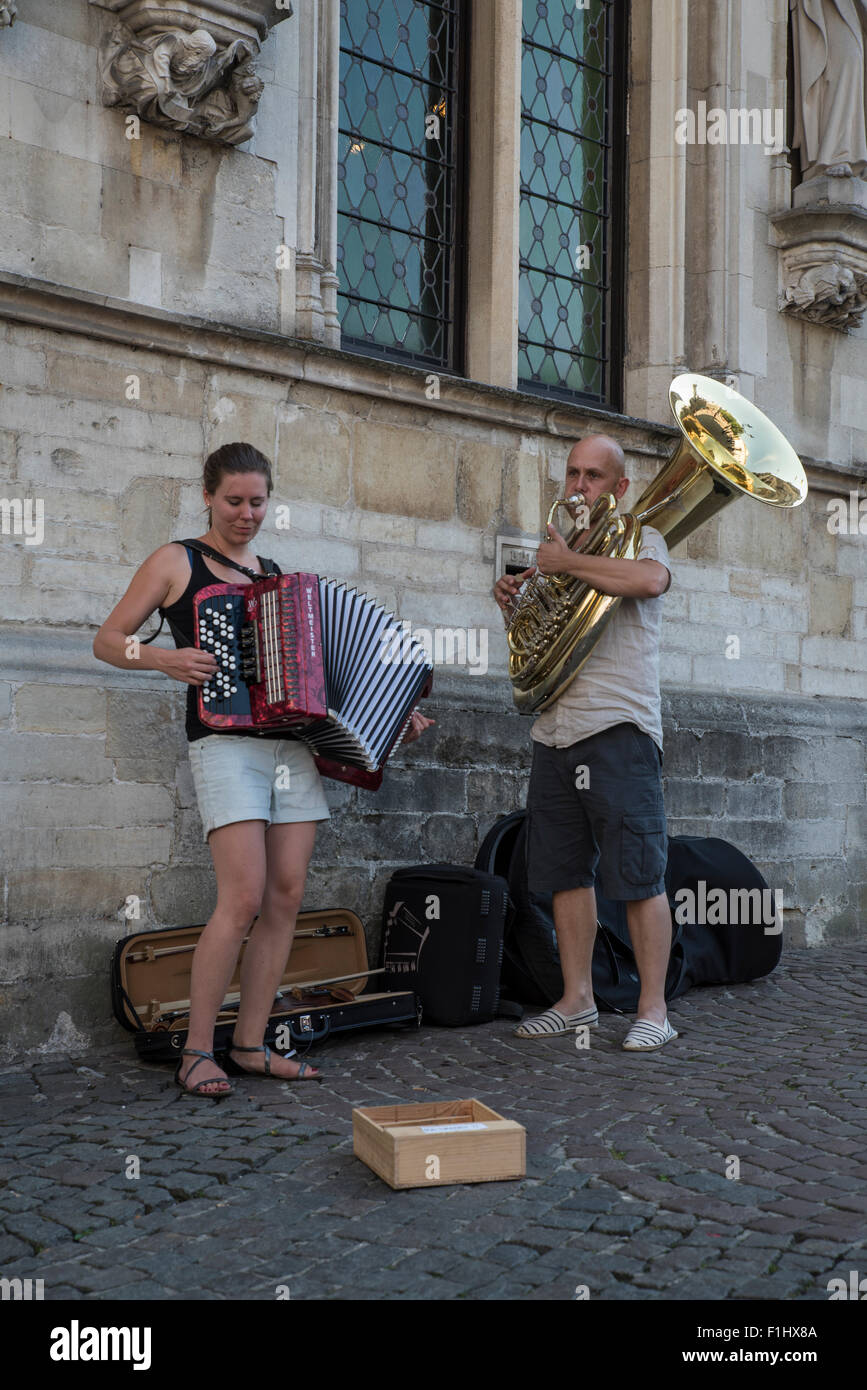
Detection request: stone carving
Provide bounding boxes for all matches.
[772,200,867,330]
[782,256,867,327]
[92,2,294,145]
[0,3,17,28]
[790,1,867,183]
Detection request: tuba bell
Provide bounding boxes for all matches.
[507,373,809,714]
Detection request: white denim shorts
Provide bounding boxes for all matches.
[187,734,331,840]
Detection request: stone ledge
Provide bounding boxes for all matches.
[1,626,865,739]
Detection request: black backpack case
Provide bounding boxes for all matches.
[380,864,509,1026]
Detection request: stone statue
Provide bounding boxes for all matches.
[790,1,867,181]
[0,3,17,28]
[98,23,265,144]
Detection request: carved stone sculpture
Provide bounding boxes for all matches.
[91,1,293,145]
[783,257,867,327]
[790,1,867,183]
[0,3,17,28]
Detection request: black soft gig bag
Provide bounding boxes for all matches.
[381,865,508,1025]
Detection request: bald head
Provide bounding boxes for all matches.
[563,434,629,511]
[567,434,625,480]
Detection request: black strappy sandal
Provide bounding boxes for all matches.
[173,1048,234,1100]
[226,1041,321,1081]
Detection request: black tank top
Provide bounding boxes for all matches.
[159,544,285,743]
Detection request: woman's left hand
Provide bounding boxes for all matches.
[402,709,435,746]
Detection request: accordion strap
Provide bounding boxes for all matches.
[139,538,279,644]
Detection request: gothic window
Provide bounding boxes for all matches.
[519,0,625,406]
[337,0,467,371]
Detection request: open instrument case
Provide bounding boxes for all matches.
[111,908,421,1062]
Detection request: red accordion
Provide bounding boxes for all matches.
[193,573,432,789]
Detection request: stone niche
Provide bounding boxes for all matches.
[89,0,293,145]
[771,177,867,332]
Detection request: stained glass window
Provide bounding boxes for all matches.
[337,1,466,371]
[519,0,624,406]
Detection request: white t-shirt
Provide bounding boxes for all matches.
[530,525,671,752]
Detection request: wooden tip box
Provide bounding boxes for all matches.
[352,1098,526,1189]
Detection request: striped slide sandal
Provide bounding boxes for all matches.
[514,1006,599,1038]
[621,1017,678,1050]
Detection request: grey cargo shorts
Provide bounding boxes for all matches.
[526,722,667,901]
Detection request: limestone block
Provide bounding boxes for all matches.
[323,507,414,546]
[54,825,171,868]
[101,164,211,257]
[724,817,846,858]
[374,768,466,815]
[15,684,106,734]
[801,635,867,673]
[165,262,278,330]
[420,814,477,864]
[106,691,186,764]
[0,337,46,392]
[280,536,359,579]
[353,424,456,521]
[6,869,150,923]
[276,407,350,507]
[718,499,807,577]
[214,150,276,212]
[0,583,117,625]
[0,681,11,725]
[659,651,691,683]
[724,783,784,819]
[42,226,131,299]
[331,813,424,864]
[664,779,725,818]
[2,781,173,828]
[46,350,204,418]
[204,391,277,460]
[801,667,866,698]
[0,208,45,277]
[0,827,57,870]
[362,544,444,589]
[0,19,93,99]
[119,477,177,565]
[149,866,215,925]
[466,768,526,816]
[808,572,853,638]
[7,393,202,461]
[416,520,482,557]
[458,558,496,593]
[208,205,281,274]
[29,556,137,596]
[169,807,212,864]
[684,518,720,563]
[456,440,505,528]
[0,426,15,480]
[502,449,542,531]
[399,588,496,635]
[0,549,24,586]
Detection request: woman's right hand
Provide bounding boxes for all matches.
[159,647,219,686]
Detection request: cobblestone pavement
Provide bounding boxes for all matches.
[1,945,866,1302]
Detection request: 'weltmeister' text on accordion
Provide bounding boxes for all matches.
[193,573,433,788]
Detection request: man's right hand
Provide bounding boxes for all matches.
[158,647,219,686]
[493,567,535,615]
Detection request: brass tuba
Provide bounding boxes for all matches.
[507,373,808,714]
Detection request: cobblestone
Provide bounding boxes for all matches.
[1,946,865,1299]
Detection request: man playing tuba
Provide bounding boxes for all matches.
[493,435,678,1050]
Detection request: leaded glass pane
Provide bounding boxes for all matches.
[337,1,464,371]
[519,0,620,405]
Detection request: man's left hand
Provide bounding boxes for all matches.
[535,524,575,576]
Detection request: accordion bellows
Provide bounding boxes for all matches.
[193,573,433,787]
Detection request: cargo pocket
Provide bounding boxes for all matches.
[620,814,666,885]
